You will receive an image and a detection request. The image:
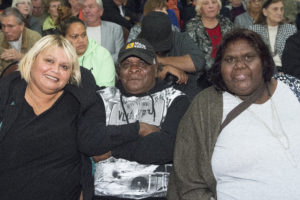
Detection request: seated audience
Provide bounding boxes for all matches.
[282,31,300,78]
[31,0,47,24]
[62,17,115,87]
[186,0,233,70]
[82,0,124,64]
[127,0,180,43]
[0,8,41,73]
[168,28,300,200]
[42,0,62,35]
[0,34,141,200]
[12,0,42,34]
[234,0,262,29]
[225,0,246,21]
[139,11,206,100]
[249,0,297,71]
[67,0,84,19]
[101,0,139,30]
[93,38,189,200]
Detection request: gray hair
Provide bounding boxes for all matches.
[95,0,103,8]
[0,7,25,24]
[11,0,33,15]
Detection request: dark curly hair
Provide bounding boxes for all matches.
[208,28,275,91]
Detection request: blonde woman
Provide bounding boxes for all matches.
[186,0,233,70]
[12,0,42,34]
[0,35,140,200]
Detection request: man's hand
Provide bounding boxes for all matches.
[139,122,160,137]
[157,65,188,84]
[0,48,23,61]
[92,151,112,163]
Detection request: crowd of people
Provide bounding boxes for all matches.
[0,0,300,199]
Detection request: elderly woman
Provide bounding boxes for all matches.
[186,0,233,70]
[61,17,115,87]
[11,0,42,34]
[168,29,300,200]
[42,0,62,35]
[0,35,141,200]
[249,0,297,71]
[127,0,180,43]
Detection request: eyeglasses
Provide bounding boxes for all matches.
[17,1,31,5]
[222,54,258,66]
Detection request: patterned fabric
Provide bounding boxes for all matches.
[94,86,185,199]
[249,24,297,58]
[185,15,233,70]
[274,73,300,102]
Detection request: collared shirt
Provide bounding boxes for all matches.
[8,33,22,52]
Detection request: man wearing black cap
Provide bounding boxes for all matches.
[139,11,207,100]
[93,38,189,200]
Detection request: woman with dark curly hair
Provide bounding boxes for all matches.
[168,28,300,200]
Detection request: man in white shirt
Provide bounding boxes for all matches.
[82,0,124,64]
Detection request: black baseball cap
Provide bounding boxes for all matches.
[118,38,156,64]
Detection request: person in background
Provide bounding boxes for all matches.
[282,31,300,78]
[249,0,297,72]
[93,38,189,200]
[186,0,233,70]
[101,0,139,30]
[82,0,124,64]
[139,11,207,100]
[127,0,180,43]
[225,0,246,21]
[234,0,262,29]
[62,17,115,87]
[67,0,84,19]
[31,0,47,24]
[42,0,62,35]
[12,0,42,34]
[168,28,300,200]
[0,34,143,200]
[0,7,41,73]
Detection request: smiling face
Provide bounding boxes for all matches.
[29,47,72,95]
[16,0,31,17]
[65,22,88,56]
[263,1,284,26]
[120,57,157,94]
[200,0,220,18]
[221,39,264,97]
[82,0,103,26]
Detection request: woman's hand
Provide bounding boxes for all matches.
[157,65,188,84]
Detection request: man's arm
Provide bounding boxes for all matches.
[157,54,195,72]
[111,95,190,165]
[112,24,124,64]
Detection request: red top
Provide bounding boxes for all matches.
[205,24,222,59]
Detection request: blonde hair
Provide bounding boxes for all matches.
[19,35,81,86]
[195,0,222,16]
[12,0,33,15]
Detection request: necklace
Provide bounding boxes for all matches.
[246,86,297,167]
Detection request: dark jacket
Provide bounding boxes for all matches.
[0,68,139,200]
